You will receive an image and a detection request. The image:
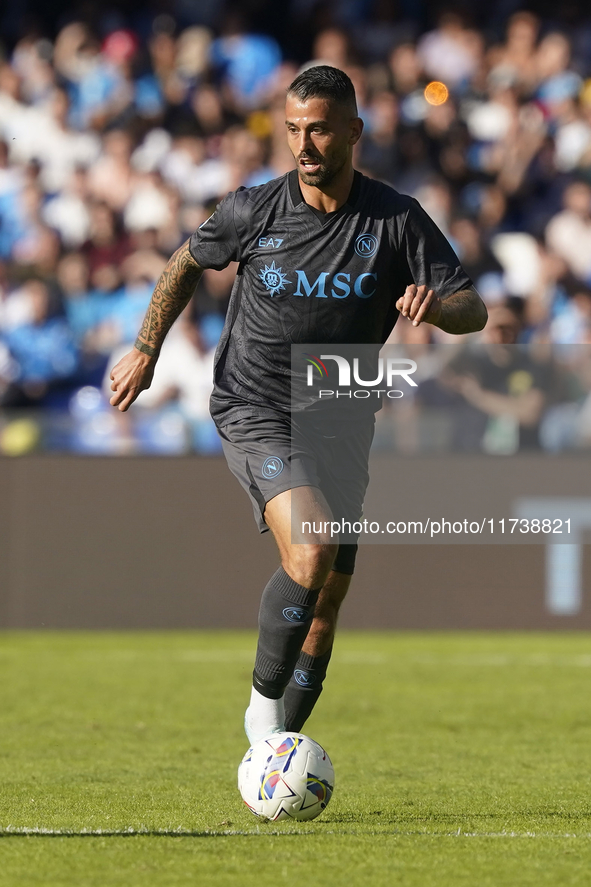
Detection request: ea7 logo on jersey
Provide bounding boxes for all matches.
[258,236,284,248]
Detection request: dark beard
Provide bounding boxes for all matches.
[298,164,335,186]
[297,153,347,187]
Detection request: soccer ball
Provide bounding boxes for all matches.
[238,732,334,822]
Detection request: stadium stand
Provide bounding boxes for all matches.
[2,3,591,454]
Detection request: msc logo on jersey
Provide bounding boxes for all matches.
[355,232,379,258]
[259,261,290,296]
[262,456,284,478]
[257,265,377,299]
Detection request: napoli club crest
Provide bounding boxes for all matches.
[262,456,284,478]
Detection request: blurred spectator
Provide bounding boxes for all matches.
[2,279,78,406]
[124,171,172,233]
[429,304,548,453]
[550,282,591,344]
[82,201,132,293]
[487,12,540,95]
[311,29,352,69]
[415,177,452,235]
[417,12,480,91]
[535,32,572,91]
[159,132,231,204]
[358,91,399,183]
[1,272,36,331]
[211,11,281,111]
[11,183,60,274]
[34,87,100,193]
[88,129,135,211]
[546,181,591,282]
[388,43,423,98]
[43,167,92,249]
[449,215,505,303]
[54,24,127,131]
[57,251,94,343]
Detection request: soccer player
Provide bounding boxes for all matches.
[110,66,487,743]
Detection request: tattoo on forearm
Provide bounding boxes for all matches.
[135,241,203,355]
[435,287,488,335]
[134,339,158,357]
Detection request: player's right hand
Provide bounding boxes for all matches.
[109,348,156,412]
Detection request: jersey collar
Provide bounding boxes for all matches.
[288,168,362,215]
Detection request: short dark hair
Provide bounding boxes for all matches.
[287,65,357,114]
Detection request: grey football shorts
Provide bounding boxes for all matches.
[217,412,375,537]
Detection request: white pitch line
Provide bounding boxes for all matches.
[1,827,591,839]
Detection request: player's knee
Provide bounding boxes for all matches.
[283,542,338,588]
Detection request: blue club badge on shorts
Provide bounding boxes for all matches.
[262,456,284,479]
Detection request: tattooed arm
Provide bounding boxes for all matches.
[396,284,488,335]
[109,240,203,412]
[133,240,203,358]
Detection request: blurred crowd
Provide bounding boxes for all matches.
[2,2,591,454]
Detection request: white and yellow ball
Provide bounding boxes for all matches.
[238,732,334,822]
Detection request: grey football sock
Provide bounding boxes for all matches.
[253,567,321,699]
[284,647,333,733]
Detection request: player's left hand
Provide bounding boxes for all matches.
[396,284,442,326]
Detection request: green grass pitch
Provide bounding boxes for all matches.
[1,631,591,886]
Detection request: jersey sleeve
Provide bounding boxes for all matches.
[400,198,472,298]
[189,191,243,270]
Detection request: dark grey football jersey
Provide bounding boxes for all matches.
[189,169,471,426]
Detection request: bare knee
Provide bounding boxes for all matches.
[282,542,338,589]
